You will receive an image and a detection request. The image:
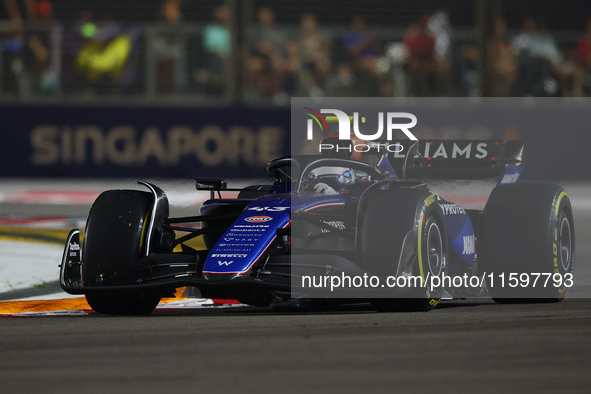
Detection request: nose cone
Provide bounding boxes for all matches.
[202,198,291,276]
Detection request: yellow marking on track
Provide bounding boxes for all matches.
[0,226,79,245]
[0,293,190,315]
[173,287,186,298]
[0,298,91,314]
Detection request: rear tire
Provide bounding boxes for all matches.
[82,190,162,315]
[479,183,575,302]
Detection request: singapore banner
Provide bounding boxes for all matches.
[0,105,290,178]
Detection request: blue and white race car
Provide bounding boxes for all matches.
[60,139,575,314]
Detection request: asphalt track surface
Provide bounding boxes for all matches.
[1,299,591,393]
[1,181,590,393]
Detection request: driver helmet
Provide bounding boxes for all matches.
[307,166,356,191]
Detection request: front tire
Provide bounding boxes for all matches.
[82,190,162,315]
[371,211,447,312]
[86,291,161,316]
[358,183,447,312]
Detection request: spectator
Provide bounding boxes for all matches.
[341,15,379,95]
[1,0,56,95]
[490,16,517,96]
[324,63,357,97]
[248,7,287,103]
[282,38,302,97]
[199,4,231,95]
[152,0,187,94]
[299,13,331,95]
[427,9,452,95]
[245,52,281,103]
[577,17,591,70]
[511,16,537,55]
[203,5,230,58]
[512,16,561,96]
[30,0,55,93]
[403,13,436,96]
[577,17,591,95]
[251,7,287,61]
[529,19,561,67]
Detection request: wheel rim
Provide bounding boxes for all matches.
[426,219,444,277]
[559,213,572,272]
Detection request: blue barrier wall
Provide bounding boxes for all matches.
[0,102,589,180]
[0,105,290,178]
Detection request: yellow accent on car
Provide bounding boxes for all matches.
[139,211,150,251]
[417,213,425,281]
[424,194,435,207]
[555,191,567,220]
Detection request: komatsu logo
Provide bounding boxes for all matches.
[500,172,520,185]
[462,235,475,255]
[499,168,524,185]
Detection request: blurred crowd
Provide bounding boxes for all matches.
[248,8,591,103]
[2,0,591,102]
[492,15,591,97]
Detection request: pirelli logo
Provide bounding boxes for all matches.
[424,195,435,207]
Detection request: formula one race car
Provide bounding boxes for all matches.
[60,138,575,315]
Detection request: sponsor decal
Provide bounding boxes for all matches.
[69,242,80,251]
[218,261,234,266]
[422,141,489,159]
[499,167,525,185]
[388,141,492,160]
[226,233,261,238]
[321,220,346,230]
[462,235,475,255]
[440,203,466,215]
[211,254,247,258]
[226,228,265,232]
[424,194,435,207]
[247,206,289,212]
[501,173,519,184]
[244,216,273,223]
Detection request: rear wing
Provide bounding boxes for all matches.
[392,140,523,180]
[320,138,524,180]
